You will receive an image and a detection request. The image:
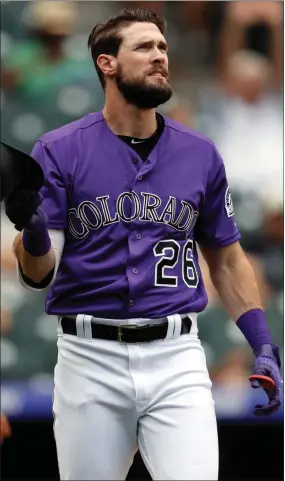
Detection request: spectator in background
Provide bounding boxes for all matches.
[197,2,283,295]
[215,49,282,202]
[2,1,95,103]
[198,1,283,207]
[217,1,283,87]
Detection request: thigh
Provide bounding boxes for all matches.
[138,389,218,480]
[53,335,138,480]
[137,334,219,480]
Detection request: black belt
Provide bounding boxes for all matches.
[61,315,192,344]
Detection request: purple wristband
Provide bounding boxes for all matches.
[236,308,272,354]
[22,227,51,257]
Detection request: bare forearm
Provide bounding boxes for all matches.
[209,249,263,321]
[13,232,56,283]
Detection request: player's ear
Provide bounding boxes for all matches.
[97,54,117,78]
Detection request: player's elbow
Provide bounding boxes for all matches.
[18,247,56,284]
[202,241,244,276]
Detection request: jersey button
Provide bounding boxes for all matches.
[132,158,138,164]
[132,268,138,274]
[129,300,134,306]
[138,176,143,180]
[136,233,142,240]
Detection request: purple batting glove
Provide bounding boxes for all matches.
[23,204,47,233]
[249,344,283,416]
[5,189,51,257]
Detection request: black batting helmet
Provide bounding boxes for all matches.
[0,142,44,202]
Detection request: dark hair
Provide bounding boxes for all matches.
[88,8,167,89]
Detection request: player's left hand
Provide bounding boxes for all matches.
[249,344,283,416]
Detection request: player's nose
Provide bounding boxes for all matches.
[151,47,167,64]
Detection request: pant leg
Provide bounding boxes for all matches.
[53,335,138,480]
[137,335,219,480]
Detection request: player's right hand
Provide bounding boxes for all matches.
[0,414,11,443]
[4,189,45,232]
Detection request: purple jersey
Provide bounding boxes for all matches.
[31,111,241,318]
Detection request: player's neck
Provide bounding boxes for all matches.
[102,93,157,139]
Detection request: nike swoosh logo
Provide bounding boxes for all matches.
[131,139,146,144]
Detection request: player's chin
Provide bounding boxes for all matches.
[145,78,171,92]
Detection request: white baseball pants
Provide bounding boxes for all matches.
[52,313,219,480]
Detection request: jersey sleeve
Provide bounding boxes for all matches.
[31,141,68,229]
[195,145,241,248]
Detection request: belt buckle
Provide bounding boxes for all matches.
[118,323,139,343]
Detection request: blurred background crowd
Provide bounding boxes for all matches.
[1,1,283,421]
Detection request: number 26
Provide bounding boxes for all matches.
[153,239,199,288]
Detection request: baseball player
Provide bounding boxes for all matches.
[6,8,283,481]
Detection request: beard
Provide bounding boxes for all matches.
[115,64,173,109]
